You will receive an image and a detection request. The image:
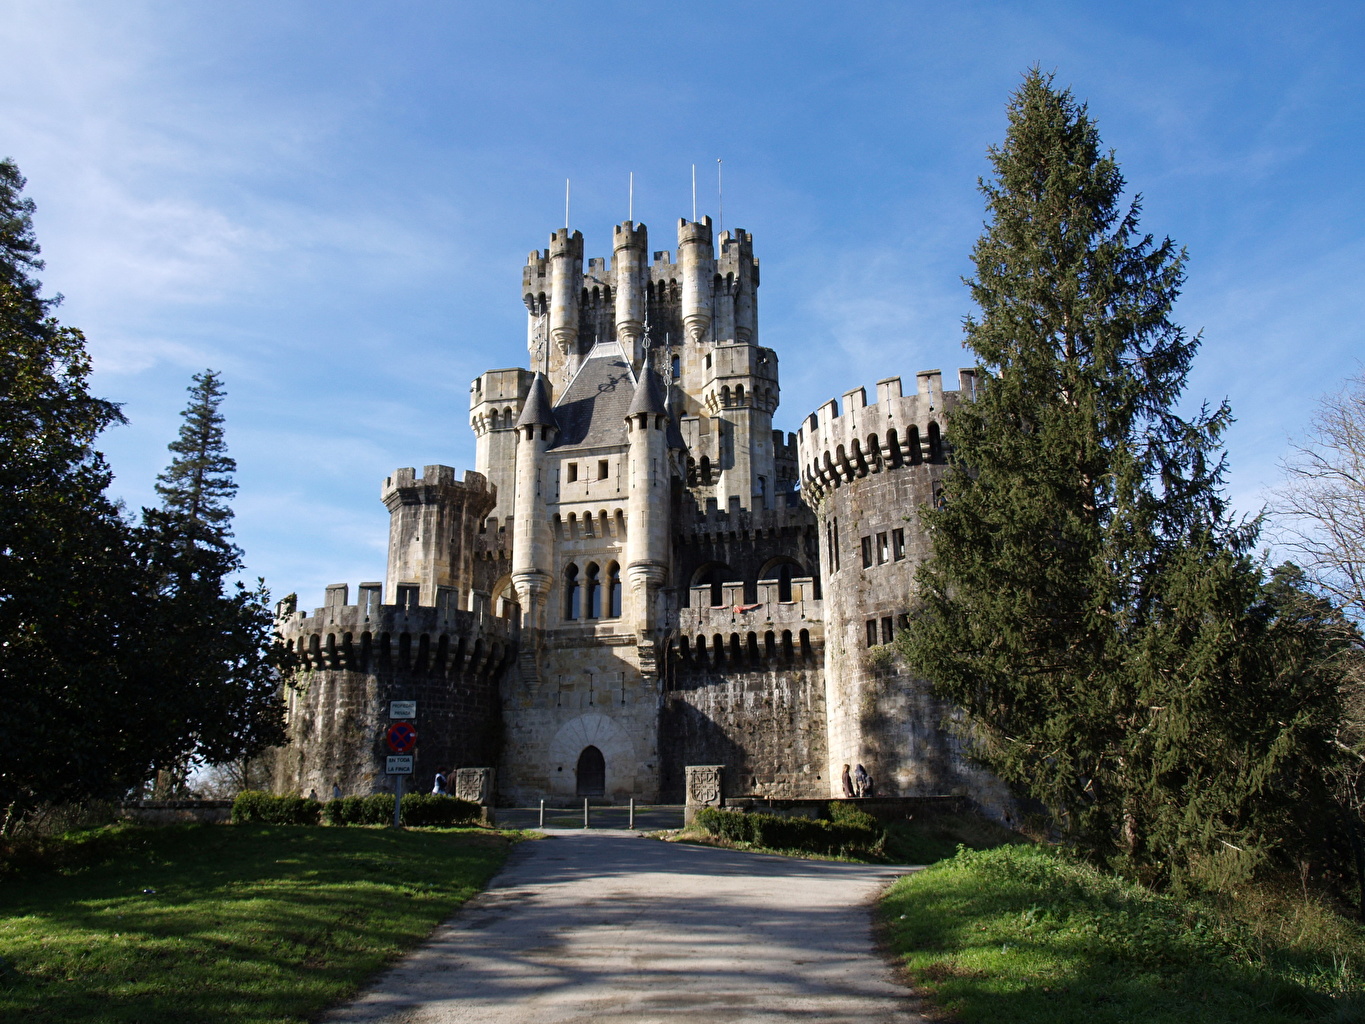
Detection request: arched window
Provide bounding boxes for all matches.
[606,562,622,618]
[700,456,712,485]
[564,564,580,620]
[928,421,942,462]
[576,746,605,797]
[586,563,601,618]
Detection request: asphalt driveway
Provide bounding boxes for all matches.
[324,829,927,1023]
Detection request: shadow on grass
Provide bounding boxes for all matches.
[880,845,1363,1024]
[0,824,513,1024]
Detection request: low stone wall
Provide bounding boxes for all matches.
[118,801,234,825]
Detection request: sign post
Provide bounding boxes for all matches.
[386,720,418,828]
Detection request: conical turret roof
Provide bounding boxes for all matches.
[516,372,555,428]
[626,369,667,418]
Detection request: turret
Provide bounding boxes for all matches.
[625,370,671,659]
[613,220,648,371]
[678,217,714,345]
[381,466,496,609]
[548,228,583,361]
[470,368,535,522]
[719,228,758,344]
[511,374,556,648]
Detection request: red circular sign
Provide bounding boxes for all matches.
[386,721,417,754]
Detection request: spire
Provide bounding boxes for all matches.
[627,369,667,419]
[516,372,555,428]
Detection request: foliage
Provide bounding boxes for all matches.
[320,793,482,827]
[0,823,513,1023]
[153,369,238,545]
[881,844,1365,1023]
[1275,371,1365,625]
[692,807,883,857]
[230,791,321,825]
[900,70,1351,888]
[0,161,286,823]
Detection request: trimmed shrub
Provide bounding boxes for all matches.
[827,801,880,832]
[321,793,481,827]
[694,807,884,857]
[400,793,481,827]
[231,791,321,825]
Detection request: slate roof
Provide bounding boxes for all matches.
[626,368,668,417]
[550,343,637,450]
[516,372,555,429]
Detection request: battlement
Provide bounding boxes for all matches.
[614,220,647,248]
[381,465,494,510]
[676,495,815,540]
[677,215,714,247]
[549,227,584,258]
[796,368,978,499]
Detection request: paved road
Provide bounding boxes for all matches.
[325,829,927,1024]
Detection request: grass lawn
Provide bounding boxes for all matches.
[0,822,519,1024]
[881,844,1365,1024]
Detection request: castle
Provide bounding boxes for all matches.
[273,215,1005,812]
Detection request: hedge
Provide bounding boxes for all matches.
[322,793,481,827]
[693,806,884,856]
[231,791,322,825]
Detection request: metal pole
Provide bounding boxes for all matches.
[629,797,635,830]
[392,773,404,829]
[583,797,589,829]
[539,798,545,829]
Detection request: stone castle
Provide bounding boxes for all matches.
[274,215,1005,811]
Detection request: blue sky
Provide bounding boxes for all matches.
[2,1,1361,604]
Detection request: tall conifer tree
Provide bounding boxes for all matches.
[902,70,1346,881]
[155,369,237,549]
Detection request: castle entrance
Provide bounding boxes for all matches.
[575,745,605,798]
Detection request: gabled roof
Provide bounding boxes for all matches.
[550,342,636,450]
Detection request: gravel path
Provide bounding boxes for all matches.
[324,829,928,1024]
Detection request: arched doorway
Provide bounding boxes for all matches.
[576,745,605,798]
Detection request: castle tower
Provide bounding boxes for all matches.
[381,466,496,610]
[511,373,556,675]
[546,228,584,383]
[613,220,648,371]
[678,217,715,346]
[625,370,671,658]
[470,368,536,523]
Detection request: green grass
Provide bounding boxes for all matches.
[0,822,518,1023]
[881,844,1365,1023]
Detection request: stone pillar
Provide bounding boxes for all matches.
[455,767,496,822]
[684,764,724,825]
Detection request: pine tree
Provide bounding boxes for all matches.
[901,70,1347,883]
[155,369,238,550]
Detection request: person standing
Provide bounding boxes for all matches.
[853,764,870,798]
[841,764,854,798]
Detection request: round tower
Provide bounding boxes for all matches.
[613,220,648,371]
[624,370,671,636]
[548,228,584,360]
[678,216,715,345]
[511,373,556,643]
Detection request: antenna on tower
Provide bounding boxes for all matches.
[565,178,570,229]
[717,159,723,238]
[691,164,696,223]
[629,171,634,222]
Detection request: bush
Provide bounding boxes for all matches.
[694,807,883,857]
[400,793,481,827]
[321,793,481,827]
[231,791,321,825]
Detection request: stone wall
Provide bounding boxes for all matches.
[660,654,827,804]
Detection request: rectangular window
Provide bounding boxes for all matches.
[705,353,712,370]
[866,619,878,647]
[598,459,609,480]
[877,532,889,564]
[567,462,579,483]
[881,616,894,644]
[892,528,906,561]
[671,355,681,379]
[832,518,842,571]
[861,536,874,569]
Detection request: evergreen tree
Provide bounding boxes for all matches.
[154,369,237,550]
[901,71,1347,883]
[0,159,161,820]
[141,371,284,781]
